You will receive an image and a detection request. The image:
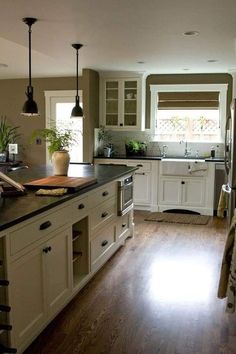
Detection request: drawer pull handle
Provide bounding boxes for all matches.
[101,211,108,218]
[39,221,52,230]
[0,280,9,287]
[101,240,108,247]
[102,191,109,196]
[43,246,52,254]
[78,203,85,209]
[122,223,127,228]
[0,305,11,313]
[135,172,145,175]
[137,164,143,167]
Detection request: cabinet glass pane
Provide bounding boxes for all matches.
[124,100,136,114]
[106,100,118,114]
[106,81,118,89]
[124,114,137,126]
[106,114,118,126]
[106,90,118,100]
[124,81,137,88]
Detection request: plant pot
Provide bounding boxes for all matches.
[51,150,70,176]
[103,147,112,157]
[0,152,7,162]
[125,144,147,157]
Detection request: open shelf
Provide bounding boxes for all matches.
[72,217,89,288]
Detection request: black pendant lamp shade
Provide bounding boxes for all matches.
[71,43,83,117]
[21,17,39,116]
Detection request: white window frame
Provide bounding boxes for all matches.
[150,84,228,142]
[44,90,83,164]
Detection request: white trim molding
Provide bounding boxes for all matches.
[150,83,228,142]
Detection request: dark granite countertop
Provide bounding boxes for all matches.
[94,155,224,163]
[0,164,137,232]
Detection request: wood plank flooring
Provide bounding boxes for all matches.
[24,211,235,354]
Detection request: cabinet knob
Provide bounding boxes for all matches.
[136,164,143,167]
[122,223,127,228]
[43,246,51,253]
[181,181,185,185]
[102,191,109,197]
[101,240,108,247]
[119,123,123,126]
[39,220,52,230]
[101,211,108,218]
[78,203,85,209]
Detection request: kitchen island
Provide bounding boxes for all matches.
[0,164,136,353]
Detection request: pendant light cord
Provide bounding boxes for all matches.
[28,24,32,87]
[76,48,79,99]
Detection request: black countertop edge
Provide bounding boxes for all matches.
[94,156,224,162]
[0,164,137,232]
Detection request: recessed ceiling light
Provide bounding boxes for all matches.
[137,61,145,64]
[0,63,8,68]
[207,59,218,63]
[183,31,199,36]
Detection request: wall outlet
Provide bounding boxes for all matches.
[8,144,18,154]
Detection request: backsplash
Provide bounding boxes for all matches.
[94,128,224,158]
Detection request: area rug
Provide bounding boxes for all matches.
[144,212,210,225]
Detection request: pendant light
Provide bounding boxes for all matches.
[71,43,83,117]
[21,17,39,116]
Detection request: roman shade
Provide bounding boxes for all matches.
[158,92,219,109]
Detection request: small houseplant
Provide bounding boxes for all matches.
[125,139,147,156]
[98,125,113,157]
[0,117,20,162]
[32,127,76,175]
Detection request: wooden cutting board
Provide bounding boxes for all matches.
[24,176,97,192]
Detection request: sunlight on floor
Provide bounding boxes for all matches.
[148,256,213,304]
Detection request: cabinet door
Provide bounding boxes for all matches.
[123,80,138,128]
[45,228,72,318]
[159,177,181,205]
[133,172,151,205]
[10,247,46,349]
[104,80,119,127]
[182,178,205,206]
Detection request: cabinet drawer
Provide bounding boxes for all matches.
[91,223,116,270]
[9,206,71,256]
[71,195,89,221]
[88,182,116,207]
[127,161,151,172]
[117,213,130,240]
[90,197,116,233]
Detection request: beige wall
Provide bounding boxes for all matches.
[0,69,99,166]
[145,73,233,128]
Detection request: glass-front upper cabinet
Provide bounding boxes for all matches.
[100,76,144,131]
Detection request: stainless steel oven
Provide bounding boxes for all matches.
[117,175,134,216]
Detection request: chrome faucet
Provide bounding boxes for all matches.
[180,140,191,157]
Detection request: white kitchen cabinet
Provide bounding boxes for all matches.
[100,76,145,131]
[9,226,72,351]
[158,161,214,215]
[159,177,205,207]
[93,158,158,210]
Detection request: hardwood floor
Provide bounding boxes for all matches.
[24,211,235,354]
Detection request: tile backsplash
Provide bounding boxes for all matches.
[94,128,224,158]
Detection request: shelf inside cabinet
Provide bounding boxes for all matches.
[72,217,89,288]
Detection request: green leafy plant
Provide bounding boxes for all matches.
[0,116,20,152]
[125,139,147,156]
[98,125,112,147]
[32,127,76,155]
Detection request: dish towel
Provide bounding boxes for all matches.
[35,188,68,196]
[217,184,228,218]
[218,215,236,312]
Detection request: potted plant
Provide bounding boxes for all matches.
[98,125,113,157]
[125,139,147,156]
[0,117,20,162]
[32,127,76,175]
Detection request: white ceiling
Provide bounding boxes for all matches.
[1,0,236,79]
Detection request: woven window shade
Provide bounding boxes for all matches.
[158,92,219,109]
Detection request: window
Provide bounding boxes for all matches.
[45,90,83,163]
[150,84,228,143]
